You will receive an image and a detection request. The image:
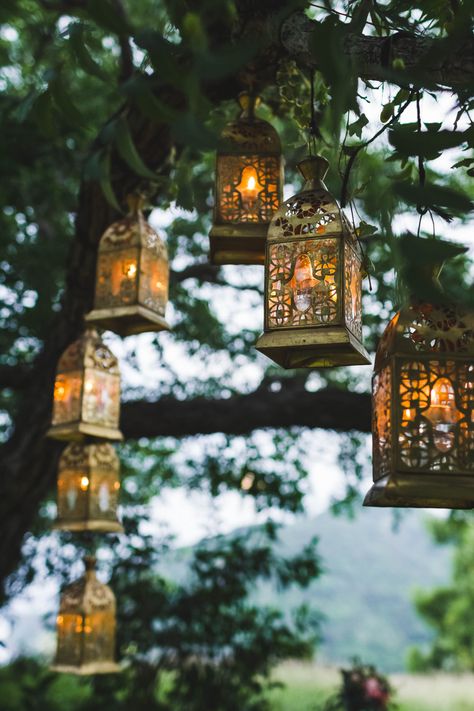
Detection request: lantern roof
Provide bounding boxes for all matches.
[59,442,119,472]
[375,300,474,371]
[99,201,166,254]
[267,155,354,243]
[56,328,120,375]
[59,557,116,616]
[218,92,281,154]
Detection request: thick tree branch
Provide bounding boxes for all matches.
[281,11,474,89]
[121,386,371,439]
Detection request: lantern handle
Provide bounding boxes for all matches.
[238,91,261,119]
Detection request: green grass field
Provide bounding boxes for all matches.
[268,662,474,711]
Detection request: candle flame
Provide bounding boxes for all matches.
[247,175,256,190]
[80,476,89,491]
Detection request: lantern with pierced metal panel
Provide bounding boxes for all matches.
[54,443,122,533]
[256,155,370,368]
[209,92,283,265]
[51,556,120,675]
[47,328,122,441]
[365,295,474,509]
[85,198,170,336]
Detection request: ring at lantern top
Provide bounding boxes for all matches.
[366,265,474,509]
[85,196,170,337]
[255,155,370,368]
[209,92,283,265]
[51,556,120,675]
[47,328,122,442]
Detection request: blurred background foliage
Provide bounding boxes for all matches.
[1,0,474,708]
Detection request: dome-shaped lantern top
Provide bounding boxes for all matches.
[54,442,122,533]
[47,328,122,442]
[51,556,120,675]
[256,155,370,368]
[366,295,474,509]
[86,197,170,337]
[209,92,283,266]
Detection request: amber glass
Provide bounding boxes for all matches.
[52,557,119,675]
[48,328,122,441]
[210,93,283,265]
[256,155,369,368]
[55,442,122,532]
[367,299,474,508]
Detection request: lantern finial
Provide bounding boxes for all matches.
[237,92,261,117]
[297,155,329,183]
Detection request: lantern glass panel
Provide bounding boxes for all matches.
[52,371,82,426]
[372,365,392,480]
[96,247,139,308]
[139,245,169,315]
[344,239,363,340]
[217,155,280,225]
[56,614,83,666]
[57,469,88,522]
[82,366,120,429]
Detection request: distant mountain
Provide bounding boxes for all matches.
[160,508,453,673]
[250,508,453,672]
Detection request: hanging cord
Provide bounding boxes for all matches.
[416,90,428,237]
[308,68,318,155]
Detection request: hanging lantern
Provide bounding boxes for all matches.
[51,556,120,675]
[54,443,122,533]
[365,294,474,508]
[209,92,283,265]
[47,328,122,442]
[85,197,170,336]
[256,155,370,368]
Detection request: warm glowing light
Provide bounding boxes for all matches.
[80,476,89,491]
[84,379,94,394]
[54,382,66,401]
[113,481,120,490]
[241,472,255,491]
[290,253,318,312]
[236,166,263,212]
[124,261,137,279]
[424,377,463,453]
[57,615,63,625]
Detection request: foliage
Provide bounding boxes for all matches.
[1,0,474,707]
[323,661,395,711]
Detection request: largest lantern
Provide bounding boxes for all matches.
[209,92,283,265]
[256,156,370,368]
[85,198,170,336]
[365,297,474,508]
[47,328,122,441]
[51,556,120,675]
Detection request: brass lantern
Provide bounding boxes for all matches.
[256,155,370,368]
[85,198,170,336]
[365,298,474,508]
[51,556,120,675]
[209,92,283,265]
[47,328,122,442]
[54,443,123,533]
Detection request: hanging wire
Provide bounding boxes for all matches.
[308,67,318,155]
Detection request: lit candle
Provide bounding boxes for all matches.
[290,254,317,312]
[236,166,262,214]
[80,476,89,491]
[424,377,462,452]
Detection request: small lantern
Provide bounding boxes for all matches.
[365,296,474,508]
[54,443,123,533]
[85,197,170,336]
[256,155,370,368]
[209,92,283,265]
[47,328,122,442]
[51,556,120,675]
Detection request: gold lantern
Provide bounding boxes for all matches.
[256,155,370,368]
[51,556,120,675]
[209,92,283,265]
[85,197,170,336]
[54,443,123,533]
[47,328,122,442]
[365,297,474,508]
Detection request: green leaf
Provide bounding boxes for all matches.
[121,75,177,123]
[50,77,86,129]
[348,114,368,138]
[69,23,108,81]
[389,125,467,160]
[171,113,217,151]
[357,221,378,239]
[380,102,394,123]
[113,116,158,180]
[133,30,180,80]
[194,39,257,81]
[99,150,122,211]
[85,0,132,35]
[394,181,474,215]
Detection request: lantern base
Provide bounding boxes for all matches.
[47,422,123,442]
[85,305,170,337]
[255,327,371,368]
[51,661,120,675]
[364,473,474,509]
[53,520,124,533]
[209,224,267,265]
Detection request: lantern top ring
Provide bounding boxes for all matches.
[238,92,261,116]
[297,155,330,182]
